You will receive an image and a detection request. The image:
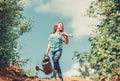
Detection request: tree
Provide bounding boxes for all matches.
[0,0,31,69]
[88,0,120,80]
[73,51,96,79]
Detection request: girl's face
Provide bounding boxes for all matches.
[57,23,63,31]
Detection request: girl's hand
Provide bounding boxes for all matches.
[62,32,73,37]
[68,34,73,37]
[61,32,67,36]
[44,52,48,56]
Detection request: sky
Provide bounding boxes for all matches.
[19,0,98,78]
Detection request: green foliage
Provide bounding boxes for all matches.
[73,51,96,79]
[88,0,120,80]
[0,0,31,69]
[20,68,38,77]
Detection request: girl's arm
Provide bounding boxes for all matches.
[62,32,73,37]
[64,35,69,44]
[62,32,73,44]
[44,41,51,56]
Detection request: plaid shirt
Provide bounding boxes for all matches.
[49,32,65,51]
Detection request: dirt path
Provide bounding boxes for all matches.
[0,69,93,81]
[0,76,93,81]
[23,76,93,81]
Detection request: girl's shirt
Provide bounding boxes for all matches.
[49,32,65,51]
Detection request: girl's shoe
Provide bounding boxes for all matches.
[51,70,57,80]
[60,78,63,81]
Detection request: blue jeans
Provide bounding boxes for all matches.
[51,49,63,79]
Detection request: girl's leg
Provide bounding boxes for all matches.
[51,53,57,80]
[52,49,63,81]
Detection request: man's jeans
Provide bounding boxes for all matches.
[51,49,63,79]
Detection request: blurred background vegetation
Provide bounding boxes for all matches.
[0,0,32,74]
[75,0,120,81]
[0,0,120,81]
